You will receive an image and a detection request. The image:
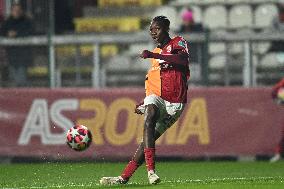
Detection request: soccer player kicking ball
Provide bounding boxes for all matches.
[270,77,284,162]
[100,16,190,185]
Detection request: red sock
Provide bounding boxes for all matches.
[121,160,139,180]
[275,145,281,154]
[144,148,155,171]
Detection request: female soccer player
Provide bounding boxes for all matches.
[100,16,190,185]
[270,77,284,162]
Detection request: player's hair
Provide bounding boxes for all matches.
[152,16,170,30]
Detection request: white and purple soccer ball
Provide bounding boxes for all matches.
[66,125,92,151]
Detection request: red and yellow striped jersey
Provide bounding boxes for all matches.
[145,36,190,103]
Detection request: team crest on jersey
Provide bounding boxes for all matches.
[166,45,172,52]
[178,40,186,48]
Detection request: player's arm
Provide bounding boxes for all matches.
[140,50,189,66]
[272,78,284,99]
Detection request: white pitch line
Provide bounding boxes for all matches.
[1,176,283,189]
[164,176,283,184]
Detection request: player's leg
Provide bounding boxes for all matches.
[270,126,284,162]
[142,104,161,184]
[100,95,162,185]
[133,131,162,165]
[120,131,162,182]
[100,103,160,186]
[100,130,162,185]
[270,139,284,162]
[144,104,160,148]
[279,125,284,158]
[280,137,284,157]
[118,104,160,183]
[142,100,184,184]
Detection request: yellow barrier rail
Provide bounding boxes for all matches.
[74,17,141,33]
[98,0,162,7]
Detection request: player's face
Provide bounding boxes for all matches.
[11,5,23,19]
[149,21,169,44]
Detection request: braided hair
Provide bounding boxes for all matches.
[152,16,170,30]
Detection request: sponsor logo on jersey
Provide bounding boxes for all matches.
[178,40,186,48]
[166,45,172,52]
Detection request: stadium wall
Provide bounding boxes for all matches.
[0,88,283,161]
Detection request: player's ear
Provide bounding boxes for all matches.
[166,26,169,32]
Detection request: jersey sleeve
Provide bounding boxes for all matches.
[171,36,189,54]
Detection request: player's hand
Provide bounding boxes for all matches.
[134,107,143,115]
[8,30,17,38]
[140,50,153,59]
[134,102,144,115]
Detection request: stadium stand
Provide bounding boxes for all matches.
[126,43,154,57]
[208,54,226,85]
[209,43,226,55]
[203,6,227,29]
[257,53,284,85]
[253,42,271,55]
[229,5,253,28]
[178,6,202,24]
[98,0,162,7]
[74,17,142,33]
[172,0,282,86]
[49,0,165,87]
[254,4,278,28]
[83,0,282,86]
[4,0,282,87]
[152,6,179,31]
[83,6,156,18]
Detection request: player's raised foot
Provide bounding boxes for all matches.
[270,154,282,163]
[148,170,161,184]
[99,176,128,185]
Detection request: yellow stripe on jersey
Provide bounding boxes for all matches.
[145,48,162,97]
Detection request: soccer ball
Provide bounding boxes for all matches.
[66,125,92,151]
[277,88,284,103]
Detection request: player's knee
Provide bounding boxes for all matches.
[144,105,159,126]
[139,141,144,148]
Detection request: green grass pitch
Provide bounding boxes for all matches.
[0,161,284,189]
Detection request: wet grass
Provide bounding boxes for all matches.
[0,161,284,189]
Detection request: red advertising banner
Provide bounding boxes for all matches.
[0,88,283,160]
